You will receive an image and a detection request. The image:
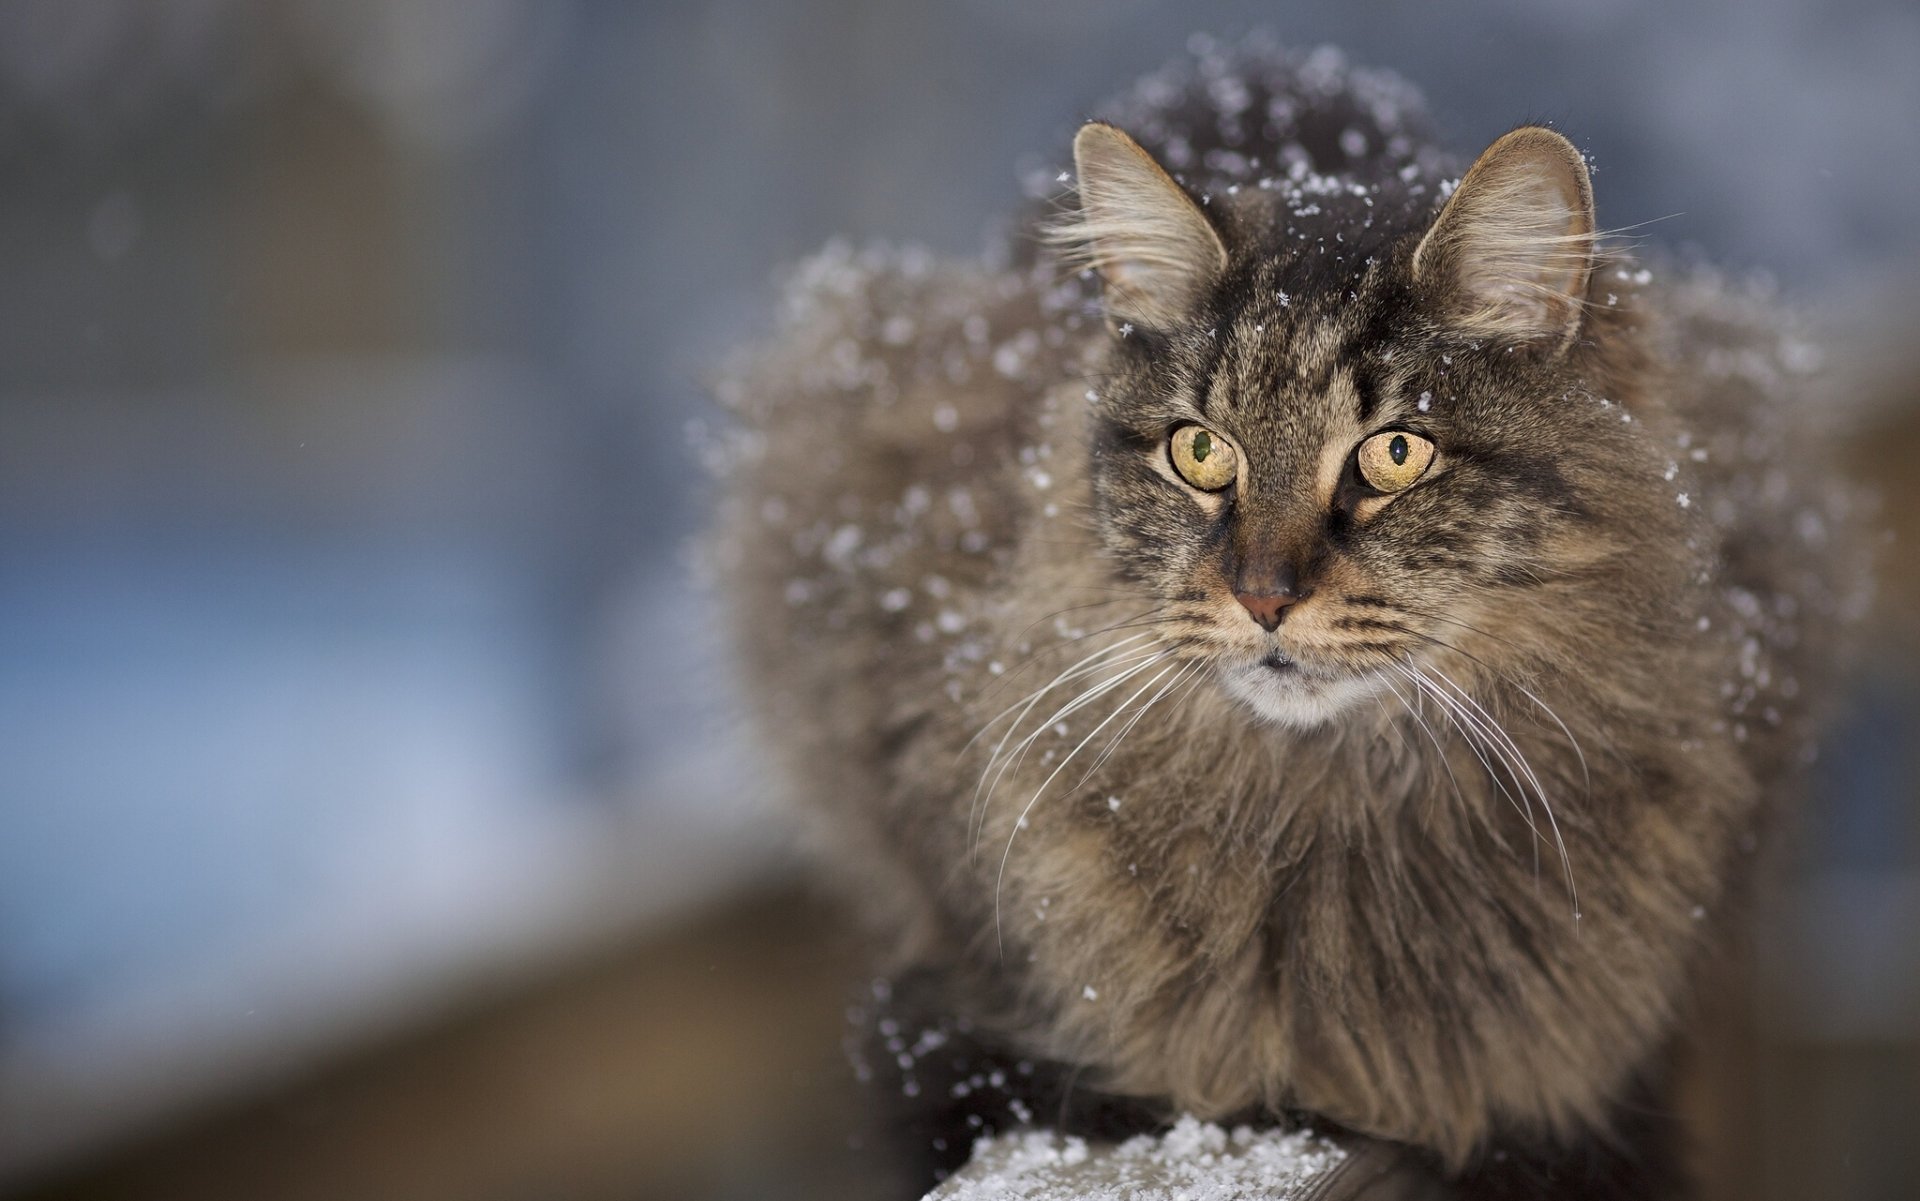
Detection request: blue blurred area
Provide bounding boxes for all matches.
[1823,675,1920,873]
[0,0,1913,1185]
[1,539,552,1015]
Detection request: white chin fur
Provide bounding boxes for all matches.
[1220,662,1383,728]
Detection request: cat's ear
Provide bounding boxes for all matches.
[1055,122,1227,333]
[1412,126,1596,350]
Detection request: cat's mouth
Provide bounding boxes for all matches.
[1221,647,1381,728]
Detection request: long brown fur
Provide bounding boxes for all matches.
[711,37,1866,1192]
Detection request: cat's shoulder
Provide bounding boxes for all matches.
[718,240,1064,440]
[713,241,1083,654]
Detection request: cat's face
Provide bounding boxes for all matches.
[1090,284,1598,727]
[1064,123,1616,728]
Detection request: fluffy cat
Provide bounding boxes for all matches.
[713,37,1864,1200]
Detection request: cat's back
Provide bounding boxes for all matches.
[713,242,1074,810]
[1636,263,1870,784]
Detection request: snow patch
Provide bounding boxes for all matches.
[929,1116,1348,1200]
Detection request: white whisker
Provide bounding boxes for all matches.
[965,632,1159,757]
[993,658,1180,955]
[966,636,1164,847]
[974,648,1171,855]
[1398,664,1542,860]
[1377,671,1468,824]
[1079,661,1200,788]
[1401,661,1580,919]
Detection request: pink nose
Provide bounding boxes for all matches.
[1234,590,1300,632]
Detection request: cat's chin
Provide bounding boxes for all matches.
[1219,657,1383,729]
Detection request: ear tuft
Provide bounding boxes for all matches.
[1049,122,1227,333]
[1412,126,1596,349]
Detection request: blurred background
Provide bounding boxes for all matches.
[0,2,1913,1199]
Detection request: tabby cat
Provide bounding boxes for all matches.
[714,38,1862,1200]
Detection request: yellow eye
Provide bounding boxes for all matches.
[1356,430,1435,493]
[1169,425,1238,490]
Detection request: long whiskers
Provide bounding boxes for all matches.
[1376,670,1468,825]
[1387,614,1596,790]
[974,601,1183,706]
[1077,661,1201,789]
[965,635,1167,848]
[1393,662,1546,875]
[990,654,1196,956]
[969,643,1178,844]
[1394,659,1581,919]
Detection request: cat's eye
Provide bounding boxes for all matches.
[1169,425,1238,491]
[1355,430,1435,493]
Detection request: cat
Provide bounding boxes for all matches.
[712,36,1865,1200]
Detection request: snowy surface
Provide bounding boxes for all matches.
[931,1117,1349,1201]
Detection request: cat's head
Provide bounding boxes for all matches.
[1054,122,1670,728]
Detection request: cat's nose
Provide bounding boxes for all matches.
[1234,589,1300,631]
[1233,554,1309,630]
